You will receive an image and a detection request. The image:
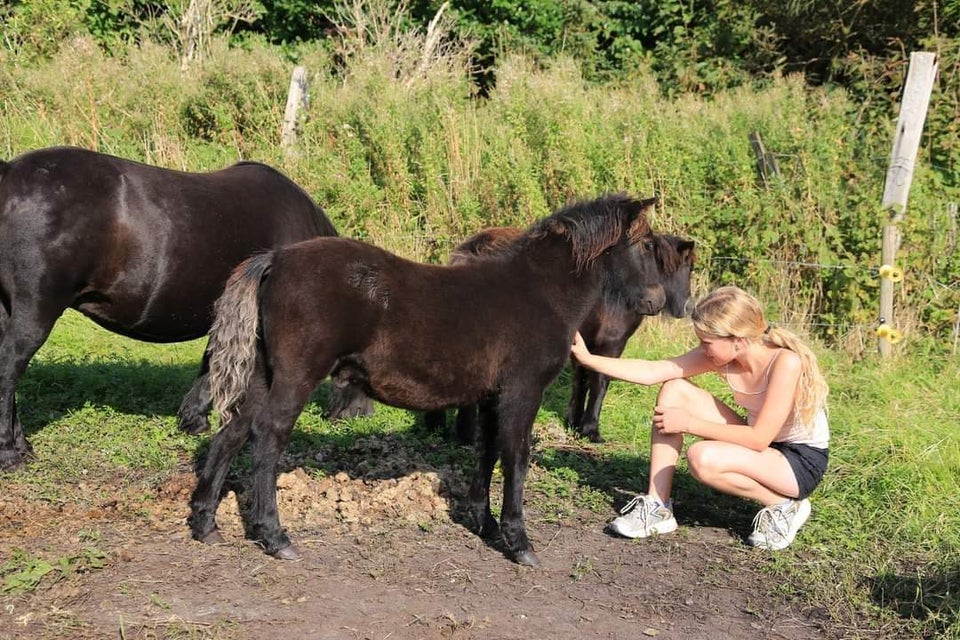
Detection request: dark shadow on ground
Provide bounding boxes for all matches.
[868,567,959,636]
[20,356,750,560]
[18,359,203,434]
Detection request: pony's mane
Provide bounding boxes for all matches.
[450,226,524,264]
[527,193,654,272]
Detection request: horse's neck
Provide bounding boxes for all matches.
[509,237,603,322]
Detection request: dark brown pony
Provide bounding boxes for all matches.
[565,233,695,441]
[405,226,688,444]
[326,225,667,432]
[0,146,336,469]
[190,193,656,566]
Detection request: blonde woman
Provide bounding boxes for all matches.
[570,286,829,550]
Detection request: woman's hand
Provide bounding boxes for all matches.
[653,405,691,435]
[570,332,591,362]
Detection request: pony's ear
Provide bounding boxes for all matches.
[627,196,656,242]
[638,196,659,213]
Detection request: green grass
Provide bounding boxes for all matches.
[5,311,959,637]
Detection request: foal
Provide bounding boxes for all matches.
[190,194,656,566]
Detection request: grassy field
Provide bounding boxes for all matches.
[4,309,959,638]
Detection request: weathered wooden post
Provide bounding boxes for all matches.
[877,52,938,357]
[180,0,210,70]
[281,66,309,159]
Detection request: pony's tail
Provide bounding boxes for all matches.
[207,252,274,425]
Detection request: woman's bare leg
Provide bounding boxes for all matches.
[686,440,799,505]
[647,378,746,503]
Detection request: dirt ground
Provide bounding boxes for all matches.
[1,432,839,640]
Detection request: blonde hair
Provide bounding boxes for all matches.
[690,286,828,429]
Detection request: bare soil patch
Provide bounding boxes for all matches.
[1,432,837,640]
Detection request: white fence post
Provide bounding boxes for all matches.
[877,52,938,357]
[281,66,309,159]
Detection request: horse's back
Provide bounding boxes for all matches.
[0,146,334,341]
[262,237,567,408]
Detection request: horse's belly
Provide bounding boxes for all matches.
[366,372,485,412]
[76,300,210,343]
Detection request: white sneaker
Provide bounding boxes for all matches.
[609,495,677,539]
[748,498,812,550]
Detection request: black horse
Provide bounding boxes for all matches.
[564,233,695,441]
[0,146,336,469]
[190,193,656,567]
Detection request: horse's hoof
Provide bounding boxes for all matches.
[272,545,301,561]
[199,530,226,545]
[477,517,501,540]
[583,431,604,443]
[513,549,541,567]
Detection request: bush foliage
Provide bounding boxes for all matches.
[0,0,957,355]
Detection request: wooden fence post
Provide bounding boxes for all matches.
[877,52,938,357]
[281,66,309,159]
[180,0,210,70]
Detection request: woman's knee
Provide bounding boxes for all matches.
[686,441,720,481]
[657,378,696,405]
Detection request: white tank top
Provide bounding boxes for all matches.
[725,350,829,449]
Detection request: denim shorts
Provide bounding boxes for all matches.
[771,441,829,499]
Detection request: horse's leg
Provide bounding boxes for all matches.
[188,360,266,543]
[0,298,64,469]
[188,407,254,544]
[496,390,542,566]
[563,363,589,435]
[468,398,500,539]
[579,371,610,443]
[453,404,478,445]
[177,349,212,434]
[579,323,635,442]
[423,409,448,434]
[246,374,316,560]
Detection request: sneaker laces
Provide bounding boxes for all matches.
[620,495,667,524]
[619,495,645,516]
[752,503,791,542]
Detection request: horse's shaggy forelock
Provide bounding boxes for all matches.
[530,193,653,272]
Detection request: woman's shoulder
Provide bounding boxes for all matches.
[771,347,802,375]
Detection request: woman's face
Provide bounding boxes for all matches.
[696,332,740,367]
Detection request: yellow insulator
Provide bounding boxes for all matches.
[875,324,892,338]
[887,329,904,344]
[878,264,904,282]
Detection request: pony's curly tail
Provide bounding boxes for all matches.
[207,252,274,425]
